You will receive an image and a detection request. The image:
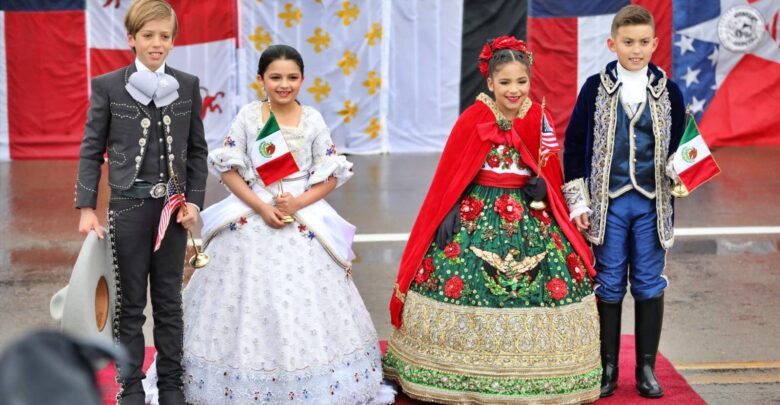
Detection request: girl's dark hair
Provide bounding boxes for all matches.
[488,48,531,77]
[257,44,304,77]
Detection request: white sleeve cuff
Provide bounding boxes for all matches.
[569,206,592,220]
[562,178,590,214]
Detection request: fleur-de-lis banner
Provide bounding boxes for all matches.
[240,0,388,154]
[2,0,779,160]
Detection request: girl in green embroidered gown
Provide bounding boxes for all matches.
[384,36,602,404]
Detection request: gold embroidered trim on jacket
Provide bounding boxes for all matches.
[476,93,533,120]
[587,66,675,248]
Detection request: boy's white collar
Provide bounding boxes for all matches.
[135,58,166,74]
[616,62,648,108]
[616,62,648,83]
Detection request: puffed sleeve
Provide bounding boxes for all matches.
[308,111,353,188]
[207,104,258,184]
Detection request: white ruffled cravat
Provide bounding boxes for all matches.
[617,63,648,113]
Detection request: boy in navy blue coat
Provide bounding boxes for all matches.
[562,5,686,399]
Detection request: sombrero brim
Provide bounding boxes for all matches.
[50,228,116,345]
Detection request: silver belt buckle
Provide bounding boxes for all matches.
[150,183,167,199]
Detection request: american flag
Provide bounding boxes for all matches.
[540,112,560,160]
[153,179,185,252]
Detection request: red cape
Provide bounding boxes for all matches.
[390,98,596,328]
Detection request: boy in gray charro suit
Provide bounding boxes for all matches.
[75,1,207,404]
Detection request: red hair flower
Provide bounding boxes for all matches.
[546,277,568,300]
[478,36,533,78]
[444,275,465,299]
[460,196,484,222]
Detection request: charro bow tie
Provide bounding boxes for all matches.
[126,70,179,107]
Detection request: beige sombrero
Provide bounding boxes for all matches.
[50,228,116,345]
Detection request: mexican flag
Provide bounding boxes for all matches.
[672,115,721,194]
[250,112,300,186]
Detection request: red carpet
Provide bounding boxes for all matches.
[97,336,705,404]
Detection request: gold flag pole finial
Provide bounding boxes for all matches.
[171,171,210,268]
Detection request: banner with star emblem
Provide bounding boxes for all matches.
[238,0,388,154]
[672,0,780,147]
[528,0,780,147]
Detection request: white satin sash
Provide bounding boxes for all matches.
[200,176,356,269]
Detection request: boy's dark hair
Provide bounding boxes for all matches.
[488,49,531,77]
[124,0,178,39]
[257,45,305,77]
[611,5,655,36]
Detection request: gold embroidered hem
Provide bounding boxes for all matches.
[384,371,599,405]
[383,291,601,404]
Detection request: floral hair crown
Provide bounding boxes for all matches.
[478,36,533,78]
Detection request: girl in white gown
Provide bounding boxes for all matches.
[144,45,394,404]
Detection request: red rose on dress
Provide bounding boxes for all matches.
[422,257,434,272]
[503,156,514,167]
[552,233,564,251]
[546,278,568,300]
[444,275,465,299]
[460,196,484,222]
[444,242,461,259]
[494,194,523,222]
[529,209,552,225]
[487,154,500,168]
[414,257,435,284]
[502,146,511,156]
[566,253,585,283]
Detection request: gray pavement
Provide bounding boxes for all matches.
[1,147,779,404]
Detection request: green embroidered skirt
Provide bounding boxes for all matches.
[384,183,601,404]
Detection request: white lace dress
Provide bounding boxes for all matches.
[143,102,393,404]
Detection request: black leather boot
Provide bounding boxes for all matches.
[635,293,665,398]
[598,299,622,397]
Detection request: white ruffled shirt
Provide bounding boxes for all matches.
[616,63,648,114]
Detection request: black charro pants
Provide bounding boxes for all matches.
[109,195,186,403]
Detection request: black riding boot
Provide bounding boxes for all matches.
[635,293,665,398]
[598,299,622,397]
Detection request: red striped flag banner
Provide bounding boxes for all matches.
[540,112,559,157]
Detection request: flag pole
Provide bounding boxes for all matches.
[171,171,210,268]
[536,97,545,170]
[529,97,548,211]
[670,105,694,197]
[267,100,295,223]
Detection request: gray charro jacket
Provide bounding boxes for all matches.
[75,63,208,209]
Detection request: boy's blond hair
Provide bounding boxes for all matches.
[611,5,654,36]
[124,0,178,39]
